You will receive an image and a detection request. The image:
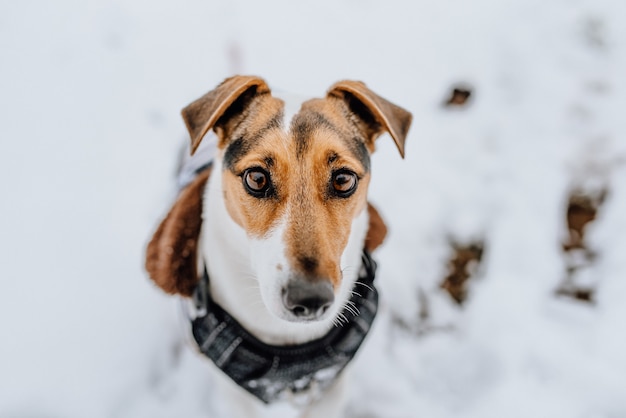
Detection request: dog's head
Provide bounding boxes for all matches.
[147,76,411,324]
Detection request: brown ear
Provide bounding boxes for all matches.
[365,202,388,253]
[327,80,412,158]
[145,169,211,297]
[182,75,270,154]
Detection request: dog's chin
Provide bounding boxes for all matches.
[263,298,336,325]
[277,306,335,324]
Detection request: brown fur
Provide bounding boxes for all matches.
[145,166,386,295]
[182,76,271,154]
[145,169,211,296]
[365,203,387,252]
[146,76,410,295]
[327,80,412,158]
[222,120,371,287]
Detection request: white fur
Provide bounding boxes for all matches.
[202,156,369,346]
[198,104,370,417]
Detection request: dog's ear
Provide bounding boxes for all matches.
[365,203,388,253]
[182,75,271,154]
[145,169,211,297]
[327,80,412,158]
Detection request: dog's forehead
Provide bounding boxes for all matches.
[273,91,350,136]
[283,96,370,171]
[272,91,310,129]
[225,91,370,172]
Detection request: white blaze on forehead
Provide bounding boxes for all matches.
[272,91,310,131]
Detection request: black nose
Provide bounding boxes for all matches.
[282,279,335,320]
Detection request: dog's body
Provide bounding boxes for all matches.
[146,76,411,417]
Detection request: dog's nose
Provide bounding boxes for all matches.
[282,279,335,320]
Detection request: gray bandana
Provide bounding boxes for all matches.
[190,252,378,404]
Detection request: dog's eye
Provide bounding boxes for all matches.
[331,171,358,197]
[243,168,271,197]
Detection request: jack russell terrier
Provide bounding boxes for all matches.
[146,75,411,417]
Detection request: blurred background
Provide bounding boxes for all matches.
[1,0,625,417]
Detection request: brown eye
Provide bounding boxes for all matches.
[331,171,358,197]
[243,168,272,197]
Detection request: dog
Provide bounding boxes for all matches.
[146,75,411,417]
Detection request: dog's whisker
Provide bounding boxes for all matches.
[354,280,374,292]
[344,305,358,317]
[341,299,361,317]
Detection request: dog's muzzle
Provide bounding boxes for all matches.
[189,251,379,404]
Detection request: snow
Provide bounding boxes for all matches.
[1,0,626,416]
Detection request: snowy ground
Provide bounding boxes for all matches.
[1,0,626,417]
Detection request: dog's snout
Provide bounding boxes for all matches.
[282,279,334,321]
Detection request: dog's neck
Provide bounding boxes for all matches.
[200,156,369,346]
